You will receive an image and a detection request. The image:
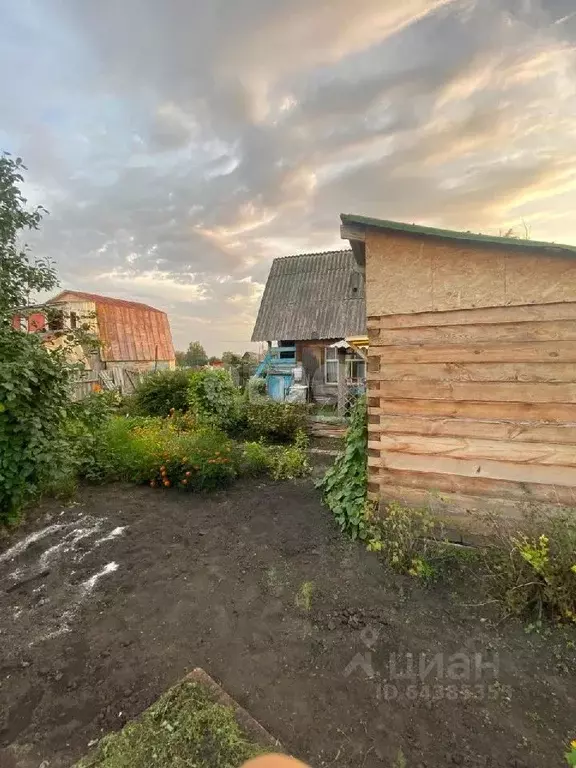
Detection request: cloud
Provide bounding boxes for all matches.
[2,0,576,352]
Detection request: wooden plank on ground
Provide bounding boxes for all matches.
[368,399,576,423]
[378,433,576,466]
[376,467,576,506]
[370,451,576,487]
[375,381,576,403]
[375,362,576,383]
[368,415,576,444]
[371,340,576,364]
[367,302,576,330]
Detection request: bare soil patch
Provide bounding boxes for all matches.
[1,479,574,768]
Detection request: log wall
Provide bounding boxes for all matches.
[365,230,576,538]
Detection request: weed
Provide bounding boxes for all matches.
[566,740,576,767]
[295,581,314,611]
[366,501,436,580]
[392,748,407,768]
[480,511,576,625]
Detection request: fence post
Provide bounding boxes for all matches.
[337,349,347,417]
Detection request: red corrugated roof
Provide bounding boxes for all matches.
[48,290,175,363]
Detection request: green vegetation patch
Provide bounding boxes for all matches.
[76,680,268,768]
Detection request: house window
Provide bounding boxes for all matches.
[324,347,339,384]
[346,356,366,381]
[69,311,78,330]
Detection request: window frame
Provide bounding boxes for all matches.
[324,346,339,384]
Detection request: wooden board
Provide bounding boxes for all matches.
[368,399,576,423]
[367,302,576,329]
[370,340,576,364]
[370,451,576,487]
[375,362,576,383]
[376,467,576,505]
[374,381,576,403]
[373,320,576,347]
[377,433,576,466]
[368,415,576,444]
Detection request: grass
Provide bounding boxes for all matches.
[295,581,314,612]
[75,680,268,768]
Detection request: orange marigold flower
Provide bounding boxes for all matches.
[163,479,171,487]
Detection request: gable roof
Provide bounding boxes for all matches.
[341,214,576,257]
[251,250,366,342]
[47,290,174,362]
[48,290,164,313]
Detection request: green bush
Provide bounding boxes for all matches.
[188,368,239,429]
[246,376,267,401]
[234,430,310,480]
[0,328,73,524]
[133,369,192,417]
[483,513,576,625]
[83,416,236,491]
[366,501,436,580]
[243,400,308,443]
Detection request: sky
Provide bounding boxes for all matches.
[2,0,576,354]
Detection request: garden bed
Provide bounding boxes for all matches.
[0,479,575,768]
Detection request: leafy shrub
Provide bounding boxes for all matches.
[566,740,576,766]
[246,376,267,401]
[84,416,236,491]
[483,513,576,625]
[366,501,436,579]
[234,430,310,480]
[188,368,239,429]
[243,400,308,443]
[318,396,368,539]
[267,430,310,480]
[235,440,270,476]
[133,369,192,417]
[0,328,73,524]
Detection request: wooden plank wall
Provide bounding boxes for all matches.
[367,301,576,534]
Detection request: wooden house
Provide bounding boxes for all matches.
[252,250,367,403]
[13,291,175,394]
[341,213,576,537]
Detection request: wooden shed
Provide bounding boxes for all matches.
[341,214,576,538]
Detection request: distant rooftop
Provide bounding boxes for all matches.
[341,214,576,257]
[252,250,366,342]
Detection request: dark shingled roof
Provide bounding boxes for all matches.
[251,250,366,342]
[341,213,576,256]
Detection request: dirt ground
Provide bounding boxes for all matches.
[1,476,575,768]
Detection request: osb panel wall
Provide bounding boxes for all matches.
[366,230,576,317]
[365,233,576,539]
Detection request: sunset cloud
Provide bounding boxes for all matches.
[2,0,575,352]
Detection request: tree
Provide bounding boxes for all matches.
[222,350,242,367]
[0,154,57,320]
[184,340,208,368]
[175,350,187,367]
[0,154,72,523]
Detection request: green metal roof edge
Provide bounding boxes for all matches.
[341,213,576,256]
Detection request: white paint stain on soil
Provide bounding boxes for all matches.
[1,509,127,647]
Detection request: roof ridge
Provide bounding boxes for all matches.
[48,290,164,313]
[274,248,352,261]
[341,214,576,255]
